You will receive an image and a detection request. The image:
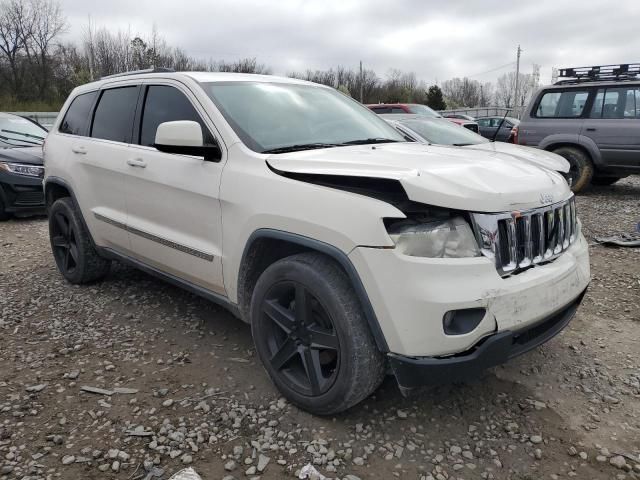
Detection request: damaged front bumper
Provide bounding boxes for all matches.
[349,231,590,357]
[388,287,587,391]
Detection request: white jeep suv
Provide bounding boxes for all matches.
[44,69,591,414]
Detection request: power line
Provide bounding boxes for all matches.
[466,61,517,79]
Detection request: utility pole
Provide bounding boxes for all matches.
[513,45,522,113]
[359,60,364,103]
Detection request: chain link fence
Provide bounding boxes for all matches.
[10,112,59,129]
[438,106,525,120]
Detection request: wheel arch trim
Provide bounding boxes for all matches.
[240,228,390,352]
[44,176,98,248]
[540,135,602,166]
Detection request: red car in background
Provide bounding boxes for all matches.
[366,103,479,133]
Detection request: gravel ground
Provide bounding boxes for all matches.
[1,177,639,480]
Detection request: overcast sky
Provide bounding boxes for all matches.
[60,0,639,86]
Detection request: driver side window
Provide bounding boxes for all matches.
[138,85,215,147]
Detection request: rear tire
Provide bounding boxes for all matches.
[48,197,111,284]
[591,175,625,186]
[250,252,385,415]
[552,146,593,193]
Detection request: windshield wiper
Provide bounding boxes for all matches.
[1,129,45,141]
[0,134,40,146]
[340,138,401,146]
[262,143,340,154]
[452,143,474,146]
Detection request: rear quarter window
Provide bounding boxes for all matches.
[535,90,590,118]
[59,91,98,136]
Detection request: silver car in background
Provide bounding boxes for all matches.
[382,114,569,174]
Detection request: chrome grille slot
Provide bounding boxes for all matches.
[472,196,578,277]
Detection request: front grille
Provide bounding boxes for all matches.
[471,196,577,276]
[464,123,479,133]
[15,190,44,206]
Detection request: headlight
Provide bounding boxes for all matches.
[387,216,481,258]
[0,161,44,178]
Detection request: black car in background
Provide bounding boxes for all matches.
[0,113,47,220]
[476,116,520,142]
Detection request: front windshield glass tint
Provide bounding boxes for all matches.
[0,115,46,147]
[203,82,405,152]
[408,104,441,118]
[402,119,488,145]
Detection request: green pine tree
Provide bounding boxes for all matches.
[426,85,447,111]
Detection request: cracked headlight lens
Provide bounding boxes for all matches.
[0,161,44,178]
[388,216,481,258]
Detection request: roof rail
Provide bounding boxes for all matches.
[100,67,176,80]
[555,63,640,84]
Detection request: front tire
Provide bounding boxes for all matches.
[48,197,111,284]
[0,197,10,221]
[250,252,385,415]
[552,146,593,193]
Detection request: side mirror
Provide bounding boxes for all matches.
[154,121,221,162]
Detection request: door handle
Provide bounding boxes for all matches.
[127,158,147,168]
[585,127,597,132]
[71,146,87,154]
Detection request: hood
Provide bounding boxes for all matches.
[0,146,43,165]
[463,142,569,173]
[267,142,571,213]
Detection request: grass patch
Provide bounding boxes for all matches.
[0,97,62,112]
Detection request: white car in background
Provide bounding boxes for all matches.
[383,113,570,174]
[44,70,589,414]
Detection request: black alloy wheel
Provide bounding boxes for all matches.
[250,252,385,415]
[261,281,340,396]
[50,211,79,276]
[48,197,111,284]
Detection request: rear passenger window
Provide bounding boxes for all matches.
[391,108,406,113]
[139,85,214,147]
[91,87,139,142]
[536,90,589,118]
[589,86,639,119]
[59,91,97,136]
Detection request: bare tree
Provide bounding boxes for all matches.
[495,73,514,107]
[0,0,29,98]
[478,82,494,107]
[25,0,67,99]
[495,69,536,108]
[441,77,482,108]
[215,57,270,74]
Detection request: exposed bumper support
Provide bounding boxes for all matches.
[389,287,587,390]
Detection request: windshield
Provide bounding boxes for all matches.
[400,118,488,146]
[0,114,46,148]
[203,82,405,153]
[408,104,441,118]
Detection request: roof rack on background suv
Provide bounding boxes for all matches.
[555,63,640,84]
[100,67,175,80]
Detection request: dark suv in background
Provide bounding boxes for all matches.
[518,63,640,192]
